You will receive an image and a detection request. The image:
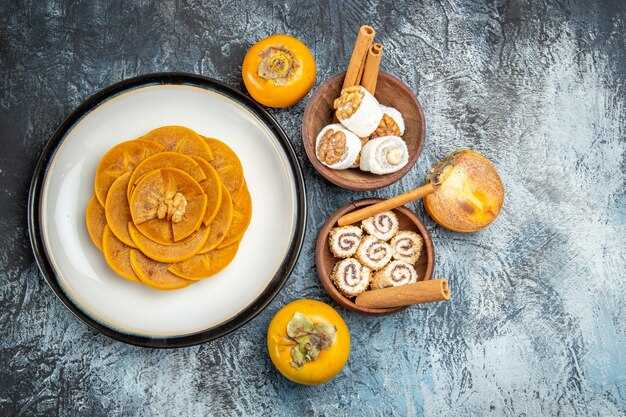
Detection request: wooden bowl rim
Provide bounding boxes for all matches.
[315,198,435,316]
[302,72,426,191]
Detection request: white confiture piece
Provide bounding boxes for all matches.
[359,135,409,175]
[380,105,405,136]
[315,124,362,170]
[337,87,384,137]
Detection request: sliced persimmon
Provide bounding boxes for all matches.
[104,172,136,248]
[199,187,233,254]
[94,139,163,206]
[191,156,222,226]
[130,168,207,243]
[217,182,252,249]
[128,222,210,263]
[141,126,213,161]
[129,250,192,290]
[127,152,206,200]
[205,137,244,198]
[102,225,140,282]
[168,243,240,281]
[86,195,106,251]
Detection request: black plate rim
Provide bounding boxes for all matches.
[27,72,307,348]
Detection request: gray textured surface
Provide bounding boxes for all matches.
[1,0,625,415]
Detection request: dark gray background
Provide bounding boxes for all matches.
[1,0,625,416]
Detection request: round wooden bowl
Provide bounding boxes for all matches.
[316,198,435,315]
[302,72,426,191]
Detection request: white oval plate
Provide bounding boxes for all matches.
[28,73,306,347]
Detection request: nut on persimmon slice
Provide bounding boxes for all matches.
[141,125,213,162]
[218,182,252,249]
[105,172,137,248]
[102,225,140,282]
[94,139,163,206]
[190,156,223,226]
[129,168,207,243]
[128,222,210,263]
[424,150,504,232]
[127,152,206,200]
[168,242,240,281]
[199,187,233,254]
[129,249,192,290]
[205,137,245,198]
[86,195,107,251]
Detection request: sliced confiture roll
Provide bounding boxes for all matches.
[355,235,393,271]
[359,135,409,175]
[390,230,423,264]
[331,258,372,297]
[334,86,384,137]
[315,124,362,170]
[370,260,418,289]
[370,105,405,139]
[362,210,399,241]
[328,226,363,258]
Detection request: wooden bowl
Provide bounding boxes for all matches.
[316,198,435,315]
[302,72,426,191]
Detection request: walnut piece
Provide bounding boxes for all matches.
[333,86,364,119]
[156,191,187,223]
[370,114,401,139]
[316,129,347,165]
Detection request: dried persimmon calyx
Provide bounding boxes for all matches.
[257,45,300,85]
[286,312,337,369]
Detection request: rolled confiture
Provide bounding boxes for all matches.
[362,210,399,241]
[328,226,363,258]
[315,124,362,170]
[331,257,372,297]
[359,135,409,175]
[370,260,418,289]
[370,105,405,139]
[355,235,393,271]
[334,86,384,137]
[390,230,423,264]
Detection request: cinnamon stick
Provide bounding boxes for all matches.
[337,183,437,226]
[360,43,383,95]
[355,279,450,309]
[342,25,376,89]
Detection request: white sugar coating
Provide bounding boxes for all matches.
[337,87,384,137]
[355,235,393,270]
[315,124,362,170]
[328,225,363,258]
[370,260,418,289]
[331,257,371,297]
[380,105,405,135]
[362,211,399,241]
[359,135,409,175]
[390,230,423,264]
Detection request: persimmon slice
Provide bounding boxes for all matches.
[104,172,136,248]
[86,195,106,251]
[168,243,240,281]
[217,182,252,249]
[129,250,192,290]
[130,168,207,243]
[205,137,245,198]
[141,126,213,162]
[128,222,210,263]
[127,152,206,200]
[191,156,223,226]
[102,225,140,282]
[94,139,163,206]
[199,187,233,254]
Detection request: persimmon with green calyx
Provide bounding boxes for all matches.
[242,34,316,108]
[267,299,350,385]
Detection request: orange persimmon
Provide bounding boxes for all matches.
[267,299,350,385]
[242,34,316,108]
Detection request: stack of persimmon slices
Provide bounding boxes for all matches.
[85,126,252,290]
